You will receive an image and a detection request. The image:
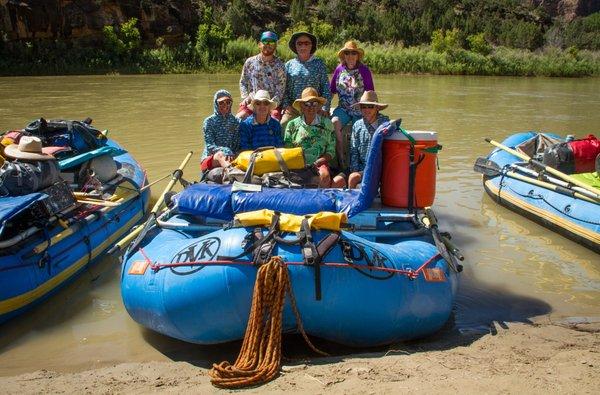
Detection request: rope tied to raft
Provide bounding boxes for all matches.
[209,255,328,389]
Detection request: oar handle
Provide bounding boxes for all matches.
[110,151,193,254]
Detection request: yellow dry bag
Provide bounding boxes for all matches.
[233,147,305,176]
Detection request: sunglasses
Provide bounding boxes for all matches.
[344,51,359,55]
[296,40,312,46]
[302,101,319,108]
[218,99,232,105]
[261,40,276,45]
[254,100,271,106]
[360,104,376,109]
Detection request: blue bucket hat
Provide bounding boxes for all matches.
[260,31,278,43]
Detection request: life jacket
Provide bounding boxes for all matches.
[543,134,600,174]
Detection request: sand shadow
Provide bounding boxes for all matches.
[141,274,552,368]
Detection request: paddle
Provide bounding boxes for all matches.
[509,162,598,199]
[474,157,600,205]
[486,138,600,199]
[108,151,193,255]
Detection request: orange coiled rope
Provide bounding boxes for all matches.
[209,256,327,389]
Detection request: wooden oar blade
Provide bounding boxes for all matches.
[473,157,503,177]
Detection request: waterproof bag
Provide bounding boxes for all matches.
[543,134,600,174]
[0,159,61,196]
[233,147,306,175]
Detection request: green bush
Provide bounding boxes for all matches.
[431,28,461,53]
[194,7,233,66]
[102,18,141,61]
[467,33,492,56]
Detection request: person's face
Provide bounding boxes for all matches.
[360,104,378,122]
[301,100,319,117]
[259,40,276,56]
[217,98,232,115]
[295,35,312,58]
[343,50,359,68]
[253,100,271,118]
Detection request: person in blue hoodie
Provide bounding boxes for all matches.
[200,90,241,172]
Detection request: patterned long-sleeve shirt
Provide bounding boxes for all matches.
[239,54,286,104]
[201,90,241,160]
[239,115,283,151]
[284,115,336,165]
[350,114,390,172]
[282,56,331,111]
[330,63,375,117]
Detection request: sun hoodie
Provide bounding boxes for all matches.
[201,90,241,160]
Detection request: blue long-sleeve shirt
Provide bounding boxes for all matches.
[201,90,241,160]
[282,56,331,111]
[350,114,390,172]
[239,115,283,151]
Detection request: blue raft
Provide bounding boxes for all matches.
[482,132,600,252]
[0,139,150,324]
[121,122,462,347]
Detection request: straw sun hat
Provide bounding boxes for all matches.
[292,87,326,112]
[352,90,388,110]
[4,136,56,161]
[248,90,278,112]
[337,40,365,62]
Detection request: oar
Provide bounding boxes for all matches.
[109,151,193,255]
[474,157,600,205]
[486,138,600,198]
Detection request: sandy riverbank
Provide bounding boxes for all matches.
[1,320,598,394]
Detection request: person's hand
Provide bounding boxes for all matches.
[284,105,294,115]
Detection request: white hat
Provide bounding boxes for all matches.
[4,136,56,161]
[248,90,278,112]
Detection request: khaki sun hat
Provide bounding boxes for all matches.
[4,136,56,161]
[352,90,388,110]
[248,90,278,112]
[293,87,327,112]
[337,40,365,62]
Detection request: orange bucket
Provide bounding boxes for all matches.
[381,130,438,208]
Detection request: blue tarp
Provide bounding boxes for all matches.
[174,121,397,219]
[0,193,45,235]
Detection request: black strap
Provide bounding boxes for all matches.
[272,148,291,177]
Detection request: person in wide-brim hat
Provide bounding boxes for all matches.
[292,87,327,112]
[4,136,56,161]
[248,90,278,112]
[288,31,317,54]
[352,90,388,110]
[337,40,365,62]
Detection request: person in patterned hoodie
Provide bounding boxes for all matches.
[200,90,240,173]
[280,31,331,130]
[236,31,286,121]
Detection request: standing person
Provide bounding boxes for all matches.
[200,90,240,173]
[239,90,283,150]
[330,40,375,169]
[284,88,344,188]
[280,31,331,129]
[348,91,389,189]
[237,31,286,121]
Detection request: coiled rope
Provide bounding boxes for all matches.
[209,256,327,389]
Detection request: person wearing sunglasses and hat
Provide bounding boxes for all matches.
[280,31,331,130]
[284,87,345,188]
[237,31,286,121]
[330,40,375,170]
[348,91,389,189]
[200,89,241,173]
[239,90,283,150]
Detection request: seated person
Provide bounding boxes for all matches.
[239,90,283,150]
[200,90,241,173]
[284,87,345,188]
[348,90,389,189]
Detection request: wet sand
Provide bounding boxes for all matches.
[1,320,598,394]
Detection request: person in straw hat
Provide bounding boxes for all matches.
[348,90,389,189]
[237,31,286,121]
[284,87,345,188]
[330,40,375,170]
[239,90,283,150]
[280,31,331,130]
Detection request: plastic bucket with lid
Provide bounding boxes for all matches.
[381,130,438,208]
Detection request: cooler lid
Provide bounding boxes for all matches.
[385,130,437,141]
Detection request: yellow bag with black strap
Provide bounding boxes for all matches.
[232,146,305,176]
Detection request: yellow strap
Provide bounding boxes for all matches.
[234,209,347,232]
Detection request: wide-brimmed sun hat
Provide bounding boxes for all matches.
[4,136,57,161]
[289,31,317,54]
[248,90,278,111]
[293,87,326,112]
[337,40,365,62]
[352,90,388,110]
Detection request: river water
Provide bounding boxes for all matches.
[0,74,598,376]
